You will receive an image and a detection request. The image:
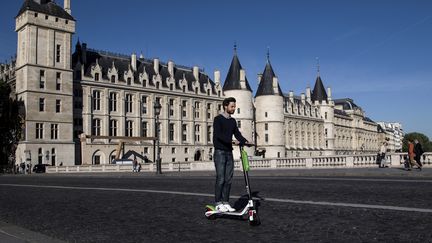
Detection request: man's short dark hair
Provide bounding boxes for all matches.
[222,97,236,109]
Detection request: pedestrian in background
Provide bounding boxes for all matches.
[408,140,421,171]
[414,139,424,170]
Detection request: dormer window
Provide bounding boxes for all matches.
[182,85,186,93]
[127,77,131,85]
[95,73,99,81]
[55,18,59,22]
[45,15,48,20]
[195,87,198,94]
[156,82,160,89]
[66,20,68,24]
[111,75,115,83]
[34,13,38,18]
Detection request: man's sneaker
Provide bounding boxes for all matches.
[216,204,229,212]
[224,203,236,212]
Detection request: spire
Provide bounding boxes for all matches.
[223,46,252,92]
[266,46,270,63]
[255,53,283,97]
[311,76,328,102]
[316,57,320,76]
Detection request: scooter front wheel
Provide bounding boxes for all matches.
[248,210,261,226]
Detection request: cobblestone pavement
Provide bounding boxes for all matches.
[0,168,431,242]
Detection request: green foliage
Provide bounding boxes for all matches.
[0,80,24,172]
[402,132,432,152]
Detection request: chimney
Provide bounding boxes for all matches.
[327,87,332,101]
[301,93,305,102]
[153,58,159,74]
[131,53,137,72]
[306,87,311,101]
[257,73,262,84]
[214,70,220,85]
[272,77,279,93]
[168,60,174,77]
[64,0,71,14]
[240,69,246,89]
[193,66,199,81]
[289,91,294,99]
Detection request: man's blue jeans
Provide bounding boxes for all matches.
[214,149,234,203]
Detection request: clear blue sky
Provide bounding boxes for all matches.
[1,0,431,138]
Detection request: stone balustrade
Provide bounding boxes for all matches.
[46,152,432,173]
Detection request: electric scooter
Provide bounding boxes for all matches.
[205,143,260,226]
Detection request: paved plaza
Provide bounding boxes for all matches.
[1,168,431,242]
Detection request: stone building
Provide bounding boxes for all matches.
[1,0,390,166]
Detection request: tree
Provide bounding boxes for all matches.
[0,80,24,173]
[402,132,432,152]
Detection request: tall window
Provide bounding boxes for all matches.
[92,119,101,136]
[237,108,240,114]
[56,44,61,63]
[39,98,45,112]
[169,123,175,141]
[95,73,99,81]
[111,75,115,83]
[51,148,56,166]
[265,134,269,143]
[125,94,133,113]
[142,122,148,137]
[39,70,45,89]
[195,125,200,142]
[55,99,61,113]
[265,123,268,131]
[109,119,117,136]
[36,123,44,139]
[140,96,148,115]
[127,77,131,85]
[169,99,174,117]
[126,120,133,137]
[92,90,101,111]
[194,102,200,118]
[238,121,241,128]
[182,100,187,117]
[56,72,61,90]
[207,125,212,143]
[38,148,43,164]
[51,124,58,139]
[109,92,117,112]
[182,124,187,142]
[207,104,212,119]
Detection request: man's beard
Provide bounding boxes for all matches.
[227,110,234,115]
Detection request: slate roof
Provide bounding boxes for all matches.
[334,98,361,111]
[72,42,217,94]
[311,76,328,102]
[222,54,252,92]
[17,0,74,20]
[255,61,283,97]
[334,109,350,117]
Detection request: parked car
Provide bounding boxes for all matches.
[32,164,48,173]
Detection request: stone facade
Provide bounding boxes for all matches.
[1,0,393,166]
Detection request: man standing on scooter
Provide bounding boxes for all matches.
[213,97,249,212]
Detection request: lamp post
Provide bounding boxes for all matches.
[154,99,162,174]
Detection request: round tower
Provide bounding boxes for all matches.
[222,46,254,158]
[254,56,285,158]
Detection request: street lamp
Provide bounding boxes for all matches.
[154,99,162,174]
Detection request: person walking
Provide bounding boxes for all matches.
[379,142,388,168]
[212,97,249,212]
[414,139,424,169]
[408,140,421,171]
